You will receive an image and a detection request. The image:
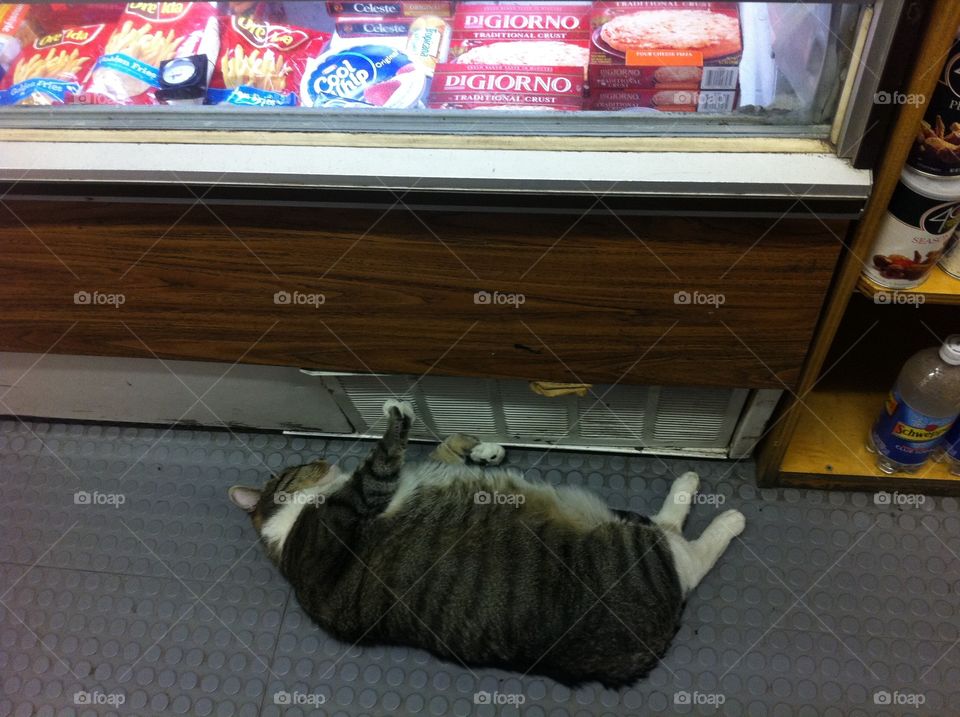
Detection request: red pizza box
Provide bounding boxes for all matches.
[589,2,740,91]
[428,62,583,110]
[586,87,736,113]
[448,3,590,70]
[326,2,453,18]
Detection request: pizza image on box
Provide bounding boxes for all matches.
[589,2,741,91]
[599,8,741,59]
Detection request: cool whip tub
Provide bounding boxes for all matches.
[300,13,447,108]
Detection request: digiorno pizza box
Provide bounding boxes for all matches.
[428,62,584,110]
[589,2,741,90]
[447,3,590,70]
[326,2,453,18]
[586,87,736,113]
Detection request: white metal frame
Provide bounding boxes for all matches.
[0,140,872,199]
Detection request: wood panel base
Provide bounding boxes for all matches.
[0,200,848,390]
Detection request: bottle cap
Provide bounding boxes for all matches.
[940,335,960,365]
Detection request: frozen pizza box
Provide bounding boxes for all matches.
[329,13,450,67]
[589,2,741,91]
[428,62,583,110]
[586,87,736,112]
[326,2,453,18]
[447,3,590,71]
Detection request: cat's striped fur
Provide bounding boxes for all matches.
[229,400,745,686]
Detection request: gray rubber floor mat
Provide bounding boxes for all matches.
[0,419,957,716]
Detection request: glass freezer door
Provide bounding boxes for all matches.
[0,1,903,198]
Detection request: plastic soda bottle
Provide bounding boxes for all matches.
[867,335,960,474]
[938,420,960,476]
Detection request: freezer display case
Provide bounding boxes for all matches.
[0,1,862,121]
[0,1,938,464]
[0,1,911,196]
[0,2,904,146]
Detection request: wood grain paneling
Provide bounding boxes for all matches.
[0,201,847,389]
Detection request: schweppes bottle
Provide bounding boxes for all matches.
[936,420,960,476]
[867,336,960,474]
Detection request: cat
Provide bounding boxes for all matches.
[229,399,745,687]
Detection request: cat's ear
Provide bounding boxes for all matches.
[229,486,261,513]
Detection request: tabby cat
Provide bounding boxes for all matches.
[229,400,745,686]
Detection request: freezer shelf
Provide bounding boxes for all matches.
[0,2,868,133]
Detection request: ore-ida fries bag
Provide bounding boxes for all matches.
[207,15,330,106]
[84,1,219,105]
[0,23,111,105]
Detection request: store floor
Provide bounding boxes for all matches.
[0,419,956,717]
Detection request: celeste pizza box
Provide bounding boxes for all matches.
[589,2,741,91]
[427,62,583,110]
[329,14,449,63]
[586,87,736,112]
[448,3,590,70]
[326,2,453,18]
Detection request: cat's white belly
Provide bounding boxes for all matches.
[383,462,617,531]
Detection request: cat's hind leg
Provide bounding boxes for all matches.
[664,509,745,595]
[429,433,505,466]
[652,471,699,533]
[430,434,481,464]
[469,442,505,466]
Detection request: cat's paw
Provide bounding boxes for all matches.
[671,471,700,504]
[470,442,505,466]
[713,509,746,539]
[383,399,415,422]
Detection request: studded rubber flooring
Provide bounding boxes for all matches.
[0,419,957,717]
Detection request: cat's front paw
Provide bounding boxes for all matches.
[383,399,415,422]
[671,471,700,504]
[714,509,746,539]
[470,442,505,466]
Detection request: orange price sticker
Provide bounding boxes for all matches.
[626,49,703,67]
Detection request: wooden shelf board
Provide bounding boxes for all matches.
[779,388,960,494]
[857,266,960,305]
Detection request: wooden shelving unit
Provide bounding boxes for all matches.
[857,266,960,306]
[769,294,960,494]
[756,0,960,494]
[780,388,960,494]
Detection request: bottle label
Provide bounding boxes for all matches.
[863,180,960,288]
[944,420,960,461]
[871,389,956,466]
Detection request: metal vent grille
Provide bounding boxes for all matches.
[577,386,648,441]
[324,374,750,457]
[653,387,733,444]
[419,377,499,436]
[500,381,568,441]
[338,375,415,433]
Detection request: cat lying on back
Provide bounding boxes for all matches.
[229,400,745,686]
